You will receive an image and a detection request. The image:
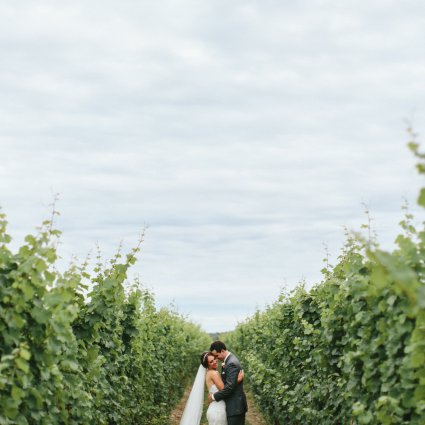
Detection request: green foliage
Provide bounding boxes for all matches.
[0,211,210,424]
[0,212,91,424]
[225,145,425,424]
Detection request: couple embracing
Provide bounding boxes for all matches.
[180,341,248,425]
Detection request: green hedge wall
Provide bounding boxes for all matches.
[227,230,425,424]
[0,213,210,424]
[226,143,425,425]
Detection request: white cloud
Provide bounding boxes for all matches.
[1,0,425,332]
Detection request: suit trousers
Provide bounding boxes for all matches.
[227,414,245,425]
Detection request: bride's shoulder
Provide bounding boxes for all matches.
[208,370,221,382]
[206,370,220,380]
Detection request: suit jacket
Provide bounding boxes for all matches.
[213,353,248,417]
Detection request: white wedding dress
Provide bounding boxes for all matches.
[207,385,227,425]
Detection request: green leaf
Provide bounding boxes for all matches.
[11,386,25,401]
[414,385,425,402]
[24,234,36,246]
[418,188,425,207]
[15,358,29,373]
[19,348,31,361]
[31,307,50,324]
[20,281,34,300]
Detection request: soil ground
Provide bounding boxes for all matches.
[169,386,268,425]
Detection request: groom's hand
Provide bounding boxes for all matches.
[208,393,214,403]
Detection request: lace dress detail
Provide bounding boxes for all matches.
[207,384,227,425]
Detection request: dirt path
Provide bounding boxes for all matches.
[245,391,268,425]
[169,386,192,425]
[169,386,267,425]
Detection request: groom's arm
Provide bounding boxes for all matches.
[212,363,239,402]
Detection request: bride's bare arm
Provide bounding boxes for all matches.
[210,370,244,389]
[211,371,224,390]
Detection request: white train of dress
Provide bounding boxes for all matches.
[207,385,227,425]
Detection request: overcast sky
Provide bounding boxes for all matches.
[1,0,425,332]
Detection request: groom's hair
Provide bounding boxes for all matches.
[210,340,226,353]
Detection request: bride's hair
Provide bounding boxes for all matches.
[200,351,212,369]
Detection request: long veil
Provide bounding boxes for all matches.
[179,365,206,425]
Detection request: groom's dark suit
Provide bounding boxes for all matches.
[213,353,248,425]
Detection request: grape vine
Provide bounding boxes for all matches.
[0,214,210,424]
[225,141,425,424]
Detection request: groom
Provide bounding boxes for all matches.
[208,340,248,425]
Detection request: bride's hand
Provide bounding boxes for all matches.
[237,369,244,383]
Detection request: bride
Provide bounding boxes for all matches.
[179,351,244,425]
